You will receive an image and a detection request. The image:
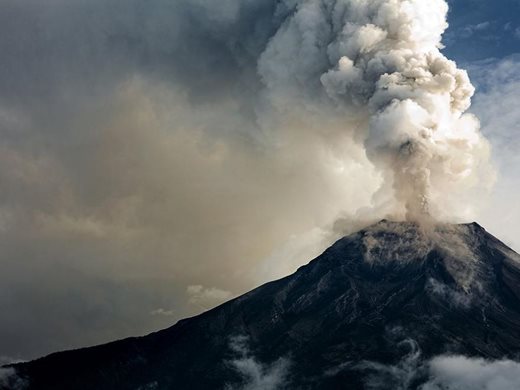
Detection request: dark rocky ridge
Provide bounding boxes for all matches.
[3,220,520,389]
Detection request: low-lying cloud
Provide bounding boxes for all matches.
[0,367,26,390]
[187,285,234,310]
[325,336,520,390]
[422,356,520,390]
[226,336,291,390]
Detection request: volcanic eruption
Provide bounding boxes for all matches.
[3,220,520,389]
[257,0,491,222]
[0,0,516,389]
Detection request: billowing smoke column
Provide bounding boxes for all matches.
[256,0,489,221]
[0,0,497,358]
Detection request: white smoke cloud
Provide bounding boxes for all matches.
[187,285,234,310]
[0,0,498,358]
[226,336,291,390]
[0,367,26,390]
[327,343,520,390]
[421,356,520,390]
[0,357,26,390]
[258,0,492,222]
[425,278,472,307]
[149,308,176,317]
[354,354,520,390]
[349,338,423,390]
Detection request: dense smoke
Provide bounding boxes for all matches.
[257,0,491,221]
[0,0,494,358]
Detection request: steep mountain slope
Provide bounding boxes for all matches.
[3,220,520,389]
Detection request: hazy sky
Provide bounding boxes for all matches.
[0,0,519,361]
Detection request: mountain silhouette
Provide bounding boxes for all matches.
[3,220,520,389]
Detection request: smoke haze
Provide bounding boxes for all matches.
[0,0,510,359]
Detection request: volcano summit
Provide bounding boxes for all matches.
[2,220,520,389]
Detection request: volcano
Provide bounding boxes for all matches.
[2,220,520,389]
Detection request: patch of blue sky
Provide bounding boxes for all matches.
[444,0,520,63]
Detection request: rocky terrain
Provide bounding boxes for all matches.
[3,220,520,389]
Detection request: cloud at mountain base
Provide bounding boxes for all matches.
[422,356,520,390]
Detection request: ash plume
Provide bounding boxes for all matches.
[0,0,495,358]
[257,0,491,222]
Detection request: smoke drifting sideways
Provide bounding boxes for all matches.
[0,0,494,358]
[2,0,492,224]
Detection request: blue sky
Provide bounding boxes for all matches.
[445,0,520,62]
[442,1,520,250]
